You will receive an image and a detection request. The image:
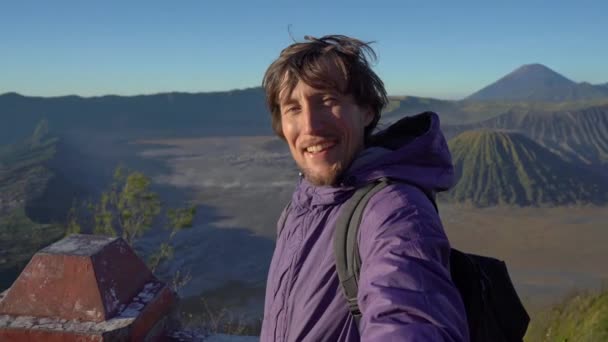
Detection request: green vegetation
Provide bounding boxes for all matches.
[86,166,162,245]
[0,208,64,289]
[178,281,265,336]
[442,104,608,165]
[0,120,64,289]
[525,289,608,341]
[68,165,197,285]
[442,129,608,206]
[0,119,197,291]
[0,119,197,290]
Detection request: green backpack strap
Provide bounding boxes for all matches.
[333,178,438,328]
[333,179,391,326]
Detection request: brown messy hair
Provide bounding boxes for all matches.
[262,35,388,140]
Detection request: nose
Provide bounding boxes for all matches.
[300,103,327,135]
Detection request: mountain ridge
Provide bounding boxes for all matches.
[442,104,608,165]
[0,87,272,145]
[0,86,265,99]
[467,63,608,102]
[3,64,608,145]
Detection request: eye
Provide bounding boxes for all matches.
[283,105,301,115]
[322,96,338,106]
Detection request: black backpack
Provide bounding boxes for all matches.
[333,178,530,342]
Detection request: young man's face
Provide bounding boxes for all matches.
[279,79,373,186]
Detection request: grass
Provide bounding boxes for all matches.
[178,296,262,336]
[524,288,608,341]
[177,280,266,335]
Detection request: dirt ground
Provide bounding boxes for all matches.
[440,204,608,314]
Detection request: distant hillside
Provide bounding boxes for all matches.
[381,95,524,126]
[442,130,607,207]
[4,79,608,153]
[381,94,608,127]
[0,121,57,214]
[381,96,464,123]
[442,105,608,165]
[467,64,608,102]
[524,289,608,342]
[4,80,608,146]
[0,88,271,145]
[0,122,76,289]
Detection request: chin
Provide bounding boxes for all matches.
[303,163,344,187]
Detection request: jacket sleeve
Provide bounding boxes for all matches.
[357,184,469,342]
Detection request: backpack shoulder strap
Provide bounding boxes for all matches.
[333,178,438,328]
[333,179,391,326]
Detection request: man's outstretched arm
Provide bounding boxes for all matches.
[357,185,469,341]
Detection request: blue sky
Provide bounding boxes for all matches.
[1,0,607,99]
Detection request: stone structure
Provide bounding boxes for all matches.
[0,234,178,341]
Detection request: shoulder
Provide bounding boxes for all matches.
[357,181,452,270]
[361,182,444,238]
[366,182,434,213]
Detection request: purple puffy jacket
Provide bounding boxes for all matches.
[261,112,469,341]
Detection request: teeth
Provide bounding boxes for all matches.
[306,142,333,153]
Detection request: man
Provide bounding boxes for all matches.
[260,35,469,341]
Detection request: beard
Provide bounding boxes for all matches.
[299,160,345,187]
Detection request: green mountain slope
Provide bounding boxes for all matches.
[0,122,67,289]
[525,290,608,342]
[443,105,608,165]
[443,130,607,206]
[0,124,57,213]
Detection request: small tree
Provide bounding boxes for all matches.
[90,166,161,246]
[66,165,196,289]
[148,206,196,273]
[64,200,82,236]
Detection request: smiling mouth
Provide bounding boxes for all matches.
[303,141,337,156]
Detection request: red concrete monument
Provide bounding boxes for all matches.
[0,234,178,341]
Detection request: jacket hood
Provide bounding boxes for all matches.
[293,112,454,207]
